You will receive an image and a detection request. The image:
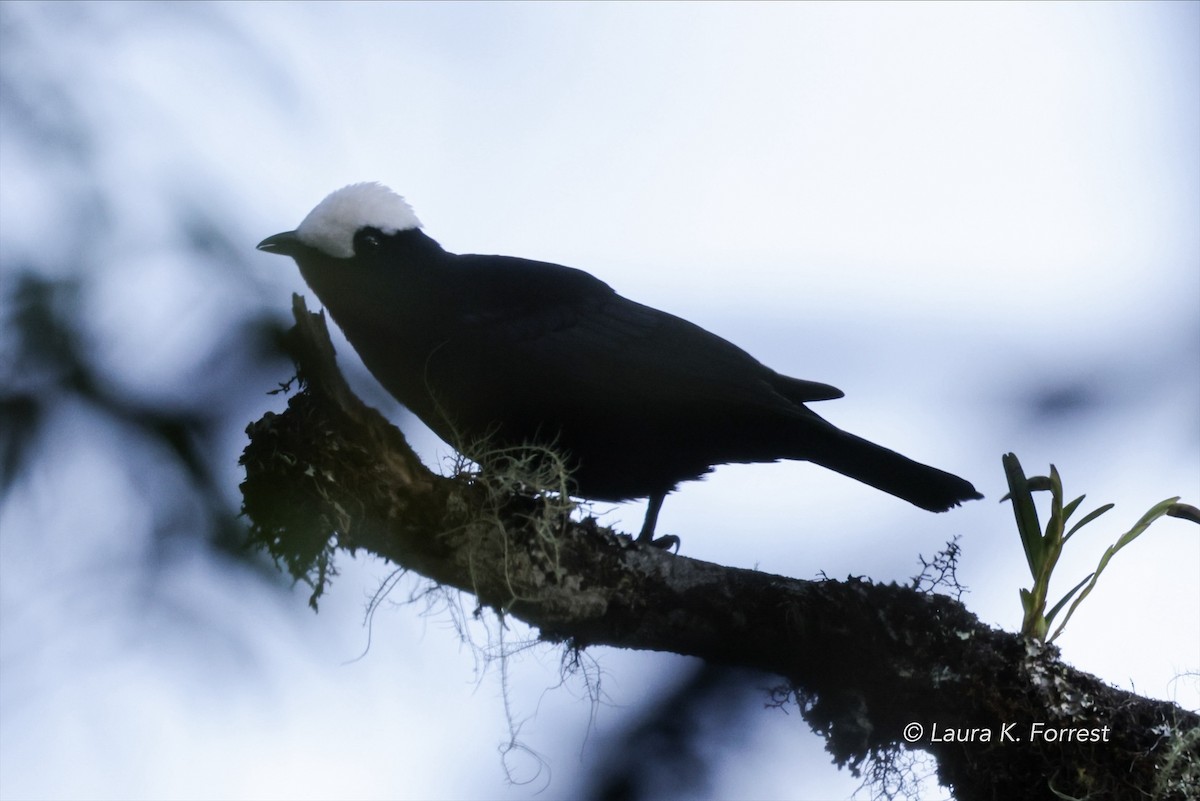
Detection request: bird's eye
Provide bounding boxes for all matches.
[356,231,382,255]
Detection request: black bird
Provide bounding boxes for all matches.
[259,183,981,545]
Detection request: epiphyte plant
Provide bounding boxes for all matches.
[1001,452,1197,643]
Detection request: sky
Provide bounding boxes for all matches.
[1,2,1197,800]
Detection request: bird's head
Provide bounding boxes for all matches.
[257,182,422,262]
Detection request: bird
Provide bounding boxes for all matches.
[258,182,981,547]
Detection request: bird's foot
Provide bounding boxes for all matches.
[637,532,681,553]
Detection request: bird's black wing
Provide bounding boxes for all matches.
[425,254,840,422]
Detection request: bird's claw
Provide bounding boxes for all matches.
[638,533,680,553]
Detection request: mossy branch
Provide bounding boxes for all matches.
[239,295,1198,801]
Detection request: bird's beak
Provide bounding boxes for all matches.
[257,231,305,257]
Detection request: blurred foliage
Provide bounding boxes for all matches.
[0,270,288,556]
[0,1,290,561]
[581,663,770,801]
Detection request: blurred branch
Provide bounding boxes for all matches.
[240,295,1198,801]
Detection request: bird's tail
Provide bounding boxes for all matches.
[800,424,982,512]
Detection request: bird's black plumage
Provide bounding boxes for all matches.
[259,184,981,543]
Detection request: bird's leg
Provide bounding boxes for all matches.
[637,493,663,541]
[637,492,679,551]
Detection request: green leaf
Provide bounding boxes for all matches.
[1166,502,1200,524]
[1044,572,1095,626]
[1046,464,1065,547]
[1060,494,1086,524]
[1027,475,1054,492]
[1019,587,1033,614]
[1112,497,1180,549]
[1049,465,1063,501]
[1064,503,1115,540]
[1019,587,1046,639]
[1003,454,1044,576]
[1048,497,1181,642]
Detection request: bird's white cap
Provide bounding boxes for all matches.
[295,182,421,258]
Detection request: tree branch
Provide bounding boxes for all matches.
[240,295,1197,801]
